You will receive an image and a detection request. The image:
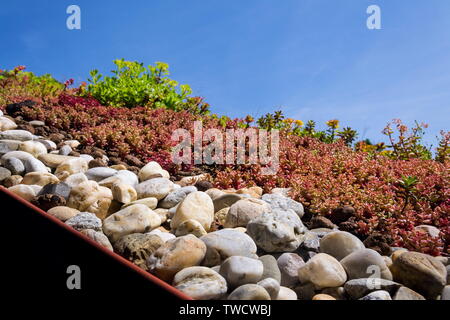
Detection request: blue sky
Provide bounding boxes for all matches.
[1,0,449,146]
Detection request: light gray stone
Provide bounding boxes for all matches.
[200,229,258,267]
[359,290,392,300]
[277,253,305,287]
[340,248,393,280]
[65,212,102,232]
[0,130,33,141]
[86,167,118,182]
[173,266,227,300]
[297,253,347,289]
[228,284,270,300]
[3,157,25,175]
[319,231,365,260]
[219,256,264,288]
[261,193,304,218]
[344,278,402,299]
[257,277,280,299]
[247,209,307,252]
[159,186,197,209]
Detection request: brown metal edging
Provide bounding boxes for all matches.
[0,186,193,300]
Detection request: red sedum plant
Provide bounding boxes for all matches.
[1,65,448,255]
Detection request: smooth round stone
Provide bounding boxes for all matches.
[343,278,402,299]
[247,209,307,253]
[277,253,305,287]
[171,191,214,232]
[55,158,88,177]
[224,198,271,228]
[58,145,72,156]
[261,193,304,218]
[138,161,170,182]
[85,167,117,182]
[65,212,102,232]
[159,186,197,209]
[63,140,80,148]
[38,182,71,200]
[28,120,45,127]
[0,117,17,131]
[80,154,95,163]
[0,167,11,181]
[259,255,281,283]
[0,130,33,141]
[47,206,80,221]
[393,286,425,300]
[2,175,22,187]
[228,284,271,300]
[22,172,59,186]
[18,141,47,157]
[103,204,162,243]
[3,157,24,175]
[390,251,447,299]
[173,266,228,300]
[38,154,77,168]
[359,290,392,300]
[99,170,138,189]
[29,184,43,194]
[36,139,57,151]
[341,248,393,280]
[2,150,34,163]
[220,256,264,288]
[391,248,408,262]
[200,229,258,267]
[175,219,207,238]
[67,180,113,219]
[147,229,176,242]
[205,188,225,201]
[112,182,137,204]
[122,197,158,210]
[136,177,174,200]
[24,157,48,173]
[80,229,113,251]
[147,234,207,282]
[63,172,88,188]
[0,142,16,155]
[213,193,242,212]
[114,233,164,270]
[313,294,336,300]
[319,231,365,260]
[257,278,280,299]
[8,184,36,201]
[297,253,347,289]
[276,286,298,300]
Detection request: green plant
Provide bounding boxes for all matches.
[0,66,64,105]
[395,175,419,217]
[86,59,209,114]
[382,119,432,160]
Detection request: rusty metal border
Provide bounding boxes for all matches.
[0,185,192,300]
